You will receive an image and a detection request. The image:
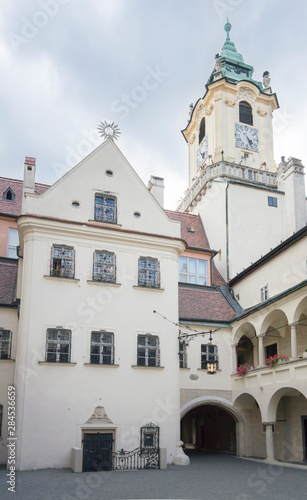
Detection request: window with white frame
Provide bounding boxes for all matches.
[179,341,187,368]
[0,329,12,359]
[137,335,160,367]
[93,251,116,283]
[138,257,160,288]
[94,194,117,223]
[50,245,75,278]
[261,285,269,302]
[7,228,19,259]
[46,328,71,363]
[179,257,207,285]
[201,344,219,370]
[90,331,114,365]
[0,405,3,438]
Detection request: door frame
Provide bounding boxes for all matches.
[82,428,116,472]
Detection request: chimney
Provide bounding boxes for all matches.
[22,156,36,213]
[148,176,164,208]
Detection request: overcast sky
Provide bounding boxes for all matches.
[0,0,307,209]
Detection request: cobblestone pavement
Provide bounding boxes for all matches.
[0,452,307,500]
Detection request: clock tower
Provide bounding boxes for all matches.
[182,20,278,188]
[178,21,306,282]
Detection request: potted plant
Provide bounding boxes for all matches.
[265,354,288,368]
[236,363,255,376]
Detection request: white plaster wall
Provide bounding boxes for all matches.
[232,237,307,310]
[0,308,18,464]
[15,216,183,470]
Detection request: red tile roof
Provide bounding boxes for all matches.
[0,258,18,305]
[0,177,49,217]
[165,210,210,250]
[179,286,236,322]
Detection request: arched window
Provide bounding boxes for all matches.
[3,188,15,201]
[239,101,253,126]
[199,118,206,144]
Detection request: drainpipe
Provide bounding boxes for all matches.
[225,181,230,282]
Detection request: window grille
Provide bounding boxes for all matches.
[46,328,71,363]
[239,101,253,126]
[261,285,269,302]
[0,329,12,359]
[90,331,114,365]
[201,344,218,370]
[138,258,160,288]
[179,257,207,285]
[137,335,160,367]
[50,245,75,278]
[179,341,187,368]
[95,194,117,223]
[93,251,116,283]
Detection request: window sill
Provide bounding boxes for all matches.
[38,361,77,366]
[197,368,221,372]
[88,220,122,229]
[44,275,80,283]
[84,363,119,367]
[133,286,164,292]
[87,280,121,287]
[0,359,15,363]
[180,367,190,370]
[131,365,164,369]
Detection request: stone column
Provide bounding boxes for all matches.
[290,323,298,360]
[232,343,238,372]
[264,423,276,462]
[258,334,265,366]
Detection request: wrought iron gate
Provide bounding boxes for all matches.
[83,432,114,472]
[83,423,160,471]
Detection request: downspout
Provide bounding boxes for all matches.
[225,181,230,282]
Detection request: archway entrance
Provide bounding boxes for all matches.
[181,404,236,453]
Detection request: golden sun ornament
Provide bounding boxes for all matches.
[97,121,121,141]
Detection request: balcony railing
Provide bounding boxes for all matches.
[177,161,277,213]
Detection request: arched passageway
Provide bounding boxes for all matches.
[181,404,237,453]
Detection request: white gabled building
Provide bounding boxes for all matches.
[14,139,185,470]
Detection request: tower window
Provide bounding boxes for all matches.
[199,118,206,144]
[239,101,253,126]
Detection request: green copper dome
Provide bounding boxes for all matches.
[207,20,262,89]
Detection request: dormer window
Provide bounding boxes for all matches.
[239,101,253,126]
[3,188,15,201]
[199,118,206,144]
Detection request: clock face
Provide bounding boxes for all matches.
[235,123,259,152]
[196,136,208,170]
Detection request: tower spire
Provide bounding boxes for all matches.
[224,18,231,41]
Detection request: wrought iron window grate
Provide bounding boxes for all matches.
[138,257,160,288]
[50,245,75,278]
[95,194,117,224]
[137,335,160,367]
[90,331,114,365]
[0,329,12,359]
[93,251,116,283]
[46,328,71,363]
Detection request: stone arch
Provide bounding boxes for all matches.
[180,396,244,456]
[260,309,290,361]
[266,386,307,422]
[233,322,257,366]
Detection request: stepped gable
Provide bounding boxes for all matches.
[0,177,49,217]
[0,258,18,305]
